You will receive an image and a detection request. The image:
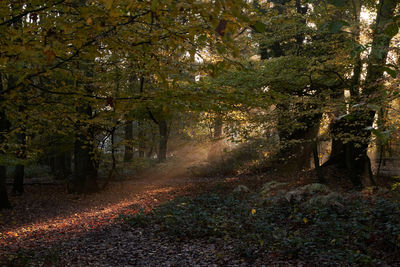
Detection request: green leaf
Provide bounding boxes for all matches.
[328,20,348,33]
[328,0,347,7]
[104,0,113,10]
[197,34,207,44]
[216,43,226,54]
[383,67,397,78]
[151,0,159,12]
[384,23,399,38]
[254,21,267,33]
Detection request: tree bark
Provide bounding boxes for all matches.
[313,141,324,183]
[276,102,322,171]
[326,0,397,187]
[52,151,72,180]
[12,164,24,195]
[158,119,168,162]
[0,73,11,209]
[124,121,133,162]
[69,59,99,193]
[207,114,223,162]
[138,120,145,158]
[12,131,25,195]
[0,166,11,209]
[72,124,98,193]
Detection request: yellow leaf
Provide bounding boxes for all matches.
[251,209,256,215]
[86,17,93,25]
[151,0,159,12]
[303,217,308,224]
[104,0,113,9]
[109,8,121,17]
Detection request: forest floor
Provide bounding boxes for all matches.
[1,161,399,266]
[0,174,220,265]
[0,166,313,266]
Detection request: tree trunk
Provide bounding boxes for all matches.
[65,151,72,175]
[0,111,10,208]
[326,0,397,187]
[70,104,98,194]
[147,127,156,158]
[50,150,72,180]
[207,115,223,162]
[0,74,11,209]
[138,120,145,158]
[12,131,25,195]
[12,165,24,195]
[276,102,322,171]
[124,121,133,162]
[158,119,168,162]
[313,141,324,183]
[0,166,11,209]
[110,127,116,172]
[72,134,98,193]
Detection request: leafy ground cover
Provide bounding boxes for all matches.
[124,181,400,265]
[1,171,400,266]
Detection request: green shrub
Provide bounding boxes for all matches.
[123,184,400,265]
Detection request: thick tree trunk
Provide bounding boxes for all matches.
[0,166,11,209]
[52,151,72,180]
[158,119,168,162]
[12,131,25,195]
[0,74,11,209]
[327,109,377,187]
[70,104,98,194]
[65,151,72,174]
[326,0,396,187]
[0,104,9,208]
[276,103,322,171]
[12,164,24,195]
[72,134,98,193]
[124,121,133,162]
[69,59,99,193]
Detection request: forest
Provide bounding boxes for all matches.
[1,0,400,265]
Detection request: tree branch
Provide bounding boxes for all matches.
[0,0,66,26]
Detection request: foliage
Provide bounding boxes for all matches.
[125,183,400,264]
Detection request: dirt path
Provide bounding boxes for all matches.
[0,173,221,264]
[0,144,299,266]
[1,174,302,267]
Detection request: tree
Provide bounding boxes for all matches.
[325,0,398,187]
[0,0,250,200]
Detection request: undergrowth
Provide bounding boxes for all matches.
[123,182,400,265]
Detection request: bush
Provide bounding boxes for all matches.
[123,183,400,265]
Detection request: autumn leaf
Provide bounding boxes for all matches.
[43,49,56,64]
[86,17,93,25]
[104,0,113,10]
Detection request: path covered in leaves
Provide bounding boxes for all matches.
[0,175,222,265]
[1,174,307,266]
[0,171,314,266]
